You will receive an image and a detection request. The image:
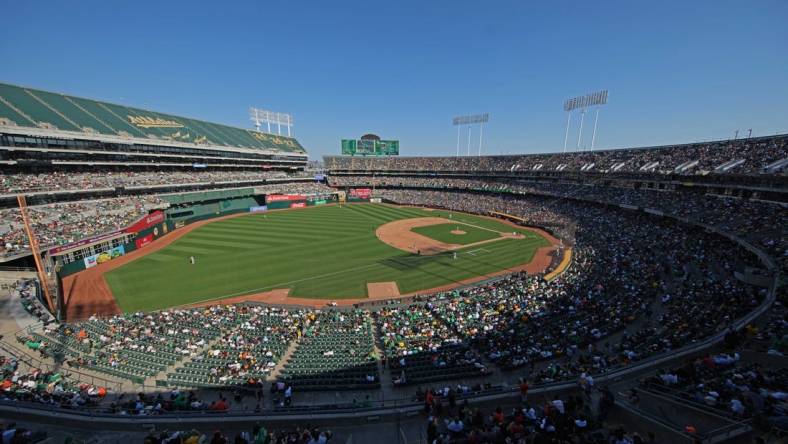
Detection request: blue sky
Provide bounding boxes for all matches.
[1,0,787,159]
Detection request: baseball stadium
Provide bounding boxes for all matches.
[0,3,786,444]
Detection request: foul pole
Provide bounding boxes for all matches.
[16,195,56,316]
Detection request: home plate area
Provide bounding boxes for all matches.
[464,248,492,256]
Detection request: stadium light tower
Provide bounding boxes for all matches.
[452,113,490,156]
[562,90,608,151]
[249,107,294,137]
[563,99,572,153]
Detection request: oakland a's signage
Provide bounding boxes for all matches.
[127,115,184,128]
[249,131,299,148]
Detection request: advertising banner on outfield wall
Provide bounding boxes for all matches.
[135,233,154,249]
[267,194,305,202]
[84,245,125,269]
[290,202,306,209]
[349,188,373,199]
[249,205,268,213]
[124,210,165,234]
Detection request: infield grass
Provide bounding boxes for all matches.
[105,204,550,312]
[410,222,500,245]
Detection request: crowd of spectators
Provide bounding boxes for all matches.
[132,391,650,443]
[748,300,788,356]
[0,177,777,444]
[141,423,332,444]
[420,389,649,444]
[332,175,786,270]
[175,305,302,387]
[379,190,765,377]
[377,304,490,385]
[642,352,787,421]
[14,280,51,325]
[13,186,765,399]
[377,188,578,240]
[0,422,47,444]
[325,133,788,175]
[0,195,163,257]
[0,170,305,194]
[0,353,107,410]
[0,182,334,257]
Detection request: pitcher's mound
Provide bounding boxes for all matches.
[450,229,466,235]
[367,282,400,299]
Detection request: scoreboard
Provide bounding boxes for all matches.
[341,139,399,156]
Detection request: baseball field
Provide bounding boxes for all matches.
[102,204,554,312]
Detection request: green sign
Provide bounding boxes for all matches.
[341,139,357,155]
[377,140,399,155]
[340,139,399,156]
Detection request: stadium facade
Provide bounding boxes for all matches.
[0,82,307,173]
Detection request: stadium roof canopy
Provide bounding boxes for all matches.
[0,82,305,156]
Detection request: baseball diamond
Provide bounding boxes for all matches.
[94,204,554,312]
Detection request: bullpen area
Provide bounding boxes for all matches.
[67,204,557,315]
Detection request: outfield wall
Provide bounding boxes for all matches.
[55,195,266,278]
[54,192,339,279]
[265,193,339,209]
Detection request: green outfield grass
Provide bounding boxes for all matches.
[410,222,501,245]
[105,204,550,312]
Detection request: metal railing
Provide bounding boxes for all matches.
[0,266,36,272]
[0,338,123,393]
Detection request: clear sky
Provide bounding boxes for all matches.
[1,0,787,159]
